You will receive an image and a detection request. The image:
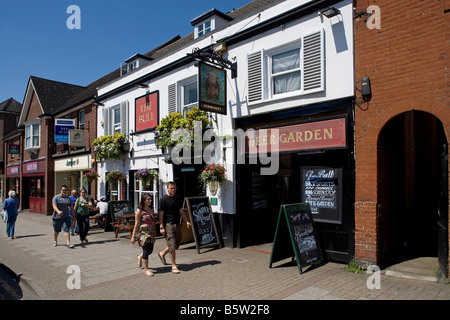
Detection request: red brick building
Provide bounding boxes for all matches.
[16,76,85,214]
[354,0,450,275]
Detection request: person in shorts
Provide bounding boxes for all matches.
[52,185,76,248]
[158,181,191,274]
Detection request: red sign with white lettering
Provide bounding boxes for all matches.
[135,91,159,132]
[247,118,347,154]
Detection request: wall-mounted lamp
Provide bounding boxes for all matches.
[319,7,341,18]
[135,83,149,89]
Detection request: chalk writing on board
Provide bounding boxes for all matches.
[304,169,337,213]
[191,202,216,245]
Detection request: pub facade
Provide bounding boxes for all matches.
[94,0,355,262]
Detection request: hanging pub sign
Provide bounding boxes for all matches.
[198,62,227,115]
[135,90,159,133]
[300,166,343,224]
[55,119,75,143]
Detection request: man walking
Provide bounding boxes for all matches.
[52,185,76,248]
[158,181,191,274]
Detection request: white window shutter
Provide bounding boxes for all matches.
[103,107,110,136]
[302,30,323,92]
[120,101,128,135]
[168,83,177,113]
[247,51,263,103]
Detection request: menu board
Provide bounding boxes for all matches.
[301,166,343,224]
[104,201,132,231]
[270,203,323,273]
[183,197,221,254]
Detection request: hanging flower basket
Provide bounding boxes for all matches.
[134,168,158,189]
[200,164,227,196]
[106,170,125,188]
[84,170,99,184]
[93,133,127,160]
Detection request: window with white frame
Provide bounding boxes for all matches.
[112,105,121,133]
[168,78,198,117]
[132,170,159,213]
[197,20,212,38]
[248,30,324,103]
[79,109,85,129]
[271,48,301,95]
[25,122,40,150]
[103,101,129,135]
[181,80,198,116]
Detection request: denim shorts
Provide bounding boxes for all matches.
[52,216,72,233]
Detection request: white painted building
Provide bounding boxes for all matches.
[95,0,355,255]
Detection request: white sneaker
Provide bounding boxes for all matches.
[53,241,57,247]
[67,243,74,248]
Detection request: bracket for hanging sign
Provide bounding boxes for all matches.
[188,47,237,79]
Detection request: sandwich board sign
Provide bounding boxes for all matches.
[269,203,323,273]
[183,197,221,254]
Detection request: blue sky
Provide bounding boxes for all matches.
[0,0,251,103]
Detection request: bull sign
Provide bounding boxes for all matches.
[198,62,227,115]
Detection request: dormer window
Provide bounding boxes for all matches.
[198,20,212,37]
[120,53,153,76]
[191,9,233,40]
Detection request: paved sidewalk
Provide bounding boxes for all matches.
[1,211,450,303]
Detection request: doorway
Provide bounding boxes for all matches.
[377,111,448,274]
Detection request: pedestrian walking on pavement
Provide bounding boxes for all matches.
[3,190,19,239]
[74,188,92,244]
[158,181,191,274]
[52,185,76,248]
[69,189,78,236]
[131,194,157,276]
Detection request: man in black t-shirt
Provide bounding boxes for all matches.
[158,181,191,274]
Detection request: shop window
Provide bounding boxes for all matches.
[29,177,45,198]
[247,30,324,103]
[25,122,40,151]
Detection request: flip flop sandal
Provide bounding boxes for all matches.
[158,252,167,265]
[171,267,180,274]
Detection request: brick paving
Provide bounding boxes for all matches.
[1,211,450,304]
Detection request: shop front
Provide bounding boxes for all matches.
[54,154,92,197]
[235,99,355,263]
[22,160,46,214]
[5,165,20,203]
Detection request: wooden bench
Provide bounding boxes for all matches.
[110,214,135,238]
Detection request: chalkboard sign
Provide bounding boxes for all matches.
[270,203,323,273]
[104,201,133,232]
[300,166,343,224]
[183,197,221,254]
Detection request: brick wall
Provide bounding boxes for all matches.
[354,0,450,267]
